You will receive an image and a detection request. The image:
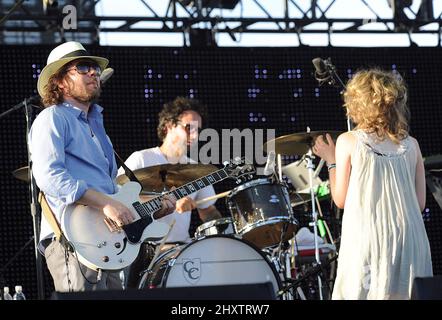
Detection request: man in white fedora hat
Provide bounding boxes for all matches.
[29,41,177,292]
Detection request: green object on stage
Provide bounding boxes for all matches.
[317,219,326,238]
[317,184,330,198]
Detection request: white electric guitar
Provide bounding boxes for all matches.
[61,159,254,271]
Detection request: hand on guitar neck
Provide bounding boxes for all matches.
[152,194,178,219]
[152,195,197,219]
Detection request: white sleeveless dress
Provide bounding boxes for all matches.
[332,130,433,300]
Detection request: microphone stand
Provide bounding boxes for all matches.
[0,96,45,300]
[0,95,40,119]
[315,58,353,132]
[324,59,352,131]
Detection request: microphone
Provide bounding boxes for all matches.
[100,67,114,85]
[263,150,276,176]
[22,94,43,109]
[312,57,332,83]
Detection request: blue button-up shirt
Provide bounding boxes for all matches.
[29,102,118,250]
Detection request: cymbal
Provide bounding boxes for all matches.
[12,166,29,182]
[116,163,219,193]
[423,154,442,170]
[289,190,331,207]
[428,169,442,177]
[263,131,343,156]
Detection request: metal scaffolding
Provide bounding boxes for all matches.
[1,0,442,45]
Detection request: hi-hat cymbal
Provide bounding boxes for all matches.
[116,163,219,193]
[423,154,442,176]
[12,166,29,182]
[263,131,343,156]
[424,154,442,170]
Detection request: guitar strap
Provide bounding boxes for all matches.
[113,150,143,188]
[38,192,72,251]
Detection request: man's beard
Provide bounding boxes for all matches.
[66,78,101,104]
[74,86,101,104]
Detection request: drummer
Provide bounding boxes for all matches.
[118,97,222,287]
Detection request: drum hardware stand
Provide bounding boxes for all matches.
[281,248,296,300]
[137,219,176,289]
[277,254,338,299]
[276,154,283,182]
[304,145,325,300]
[266,242,295,300]
[159,169,169,192]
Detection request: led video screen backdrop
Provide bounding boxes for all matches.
[0,46,441,299]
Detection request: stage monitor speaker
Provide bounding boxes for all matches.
[411,276,442,300]
[51,282,277,300]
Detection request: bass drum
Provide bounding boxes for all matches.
[138,235,281,296]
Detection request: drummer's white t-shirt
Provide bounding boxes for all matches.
[118,147,216,243]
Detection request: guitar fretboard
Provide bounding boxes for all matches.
[132,168,229,218]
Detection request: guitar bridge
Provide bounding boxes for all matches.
[104,217,122,233]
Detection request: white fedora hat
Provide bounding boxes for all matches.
[37,41,109,97]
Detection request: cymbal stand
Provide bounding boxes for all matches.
[282,248,295,300]
[304,147,324,300]
[276,154,283,182]
[159,169,169,192]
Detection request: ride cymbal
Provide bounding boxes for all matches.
[116,163,219,193]
[263,131,343,156]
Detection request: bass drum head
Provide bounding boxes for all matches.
[144,235,281,295]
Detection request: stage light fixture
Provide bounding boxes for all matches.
[178,0,240,10]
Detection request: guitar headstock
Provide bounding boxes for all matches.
[223,157,256,184]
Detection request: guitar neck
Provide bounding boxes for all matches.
[133,167,229,218]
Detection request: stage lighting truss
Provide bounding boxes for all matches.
[1,0,442,46]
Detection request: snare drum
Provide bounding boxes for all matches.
[138,235,281,296]
[194,217,235,239]
[227,179,298,248]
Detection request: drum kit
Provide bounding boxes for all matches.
[11,130,341,299]
[120,130,340,299]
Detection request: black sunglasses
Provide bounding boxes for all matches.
[66,61,102,76]
[177,122,202,134]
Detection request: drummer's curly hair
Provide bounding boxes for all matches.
[344,68,409,144]
[157,96,208,142]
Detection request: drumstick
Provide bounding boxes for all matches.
[137,219,176,289]
[195,190,232,205]
[148,219,176,269]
